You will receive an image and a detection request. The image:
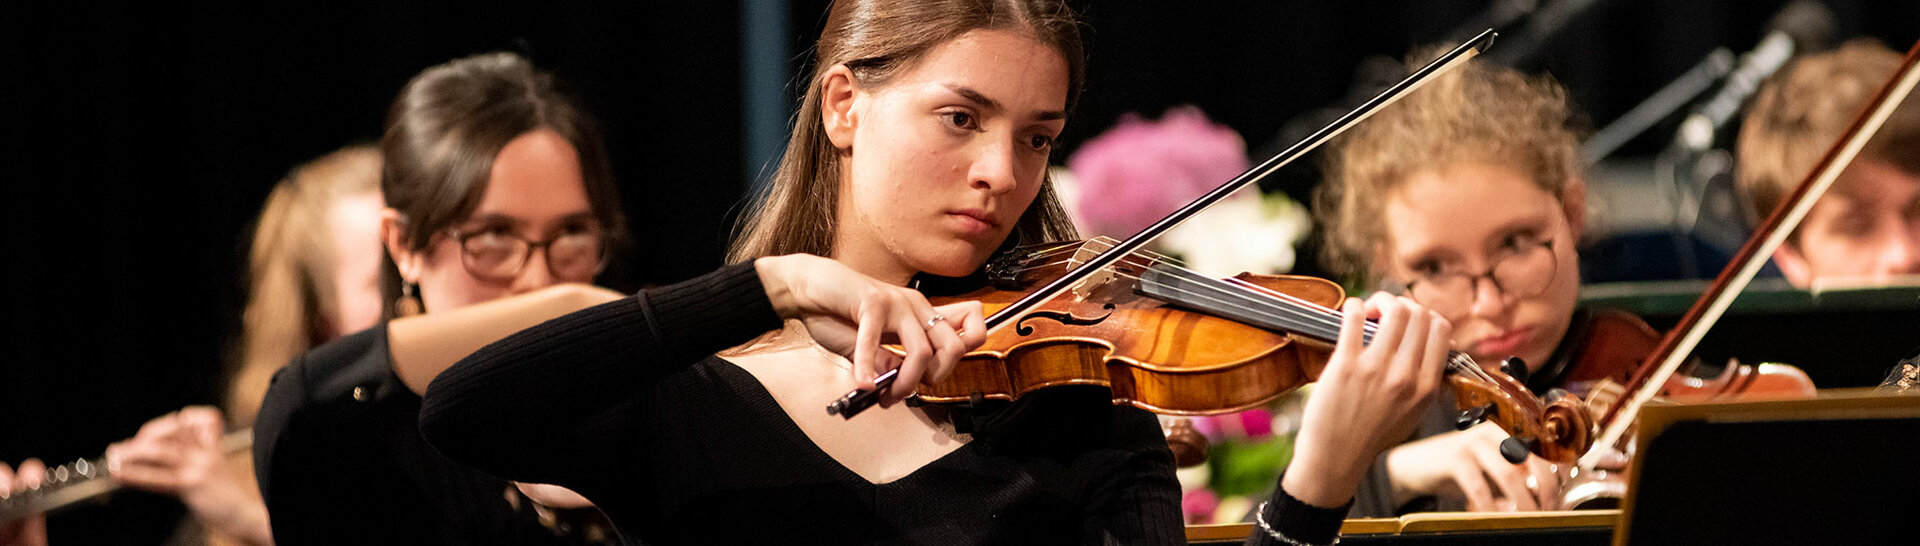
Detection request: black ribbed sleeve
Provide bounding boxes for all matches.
[419,263,780,486]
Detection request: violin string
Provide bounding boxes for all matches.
[1083,245,1349,332]
[1149,263,1357,341]
[1071,242,1498,382]
[1011,246,1371,349]
[1163,271,1344,341]
[1025,259,1489,380]
[1104,268,1490,379]
[995,242,1089,275]
[1001,239,1413,357]
[1229,271,1484,378]
[1065,263,1310,337]
[1059,261,1338,339]
[1000,237,1189,277]
[1154,266,1491,379]
[1008,251,1190,279]
[1078,238,1193,271]
[1120,264,1496,380]
[1219,276,1366,336]
[1094,265,1345,343]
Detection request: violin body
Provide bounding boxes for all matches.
[1661,362,1818,403]
[1556,310,1662,395]
[918,247,1343,415]
[1563,310,1816,415]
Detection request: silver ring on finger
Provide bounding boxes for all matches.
[924,314,946,330]
[1526,474,1539,493]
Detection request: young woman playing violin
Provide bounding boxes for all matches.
[1318,55,1613,515]
[397,0,1454,543]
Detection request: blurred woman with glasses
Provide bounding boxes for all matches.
[251,51,625,545]
[1315,54,1597,516]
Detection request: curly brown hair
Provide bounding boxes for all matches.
[1317,52,1582,285]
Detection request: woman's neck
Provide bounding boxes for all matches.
[829,246,917,287]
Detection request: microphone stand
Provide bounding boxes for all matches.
[1581,48,1736,166]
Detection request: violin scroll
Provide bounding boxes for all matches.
[1448,356,1595,464]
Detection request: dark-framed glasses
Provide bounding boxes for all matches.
[446,225,608,282]
[1403,236,1557,318]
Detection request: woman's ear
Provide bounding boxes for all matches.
[381,208,421,283]
[821,65,861,150]
[1562,175,1589,241]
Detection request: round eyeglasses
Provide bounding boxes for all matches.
[446,225,608,282]
[1403,236,1557,318]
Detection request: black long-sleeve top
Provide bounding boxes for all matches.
[419,263,1185,544]
[253,324,571,545]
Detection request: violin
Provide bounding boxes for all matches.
[855,238,1597,464]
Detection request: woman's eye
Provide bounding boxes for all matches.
[1501,231,1543,252]
[1412,261,1444,278]
[1833,218,1874,238]
[466,231,516,251]
[1028,134,1054,151]
[944,111,976,130]
[1500,234,1524,251]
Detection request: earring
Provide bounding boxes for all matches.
[396,281,423,317]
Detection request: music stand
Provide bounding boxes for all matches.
[1616,390,1920,545]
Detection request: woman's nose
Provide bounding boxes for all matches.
[1467,275,1511,319]
[968,138,1018,194]
[511,247,557,292]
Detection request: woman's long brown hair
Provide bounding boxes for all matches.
[728,0,1085,265]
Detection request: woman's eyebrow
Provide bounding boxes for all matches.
[461,213,525,230]
[556,211,599,224]
[1487,215,1552,241]
[942,83,1066,121]
[1403,247,1455,268]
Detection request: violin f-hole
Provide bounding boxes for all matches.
[1016,304,1116,335]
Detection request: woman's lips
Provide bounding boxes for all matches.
[946,209,998,235]
[1472,326,1533,357]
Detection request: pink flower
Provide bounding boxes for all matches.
[1182,488,1220,524]
[1066,107,1250,238]
[1191,413,1225,443]
[1192,407,1276,442]
[1237,408,1275,439]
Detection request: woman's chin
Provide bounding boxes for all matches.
[917,259,983,279]
[910,244,996,278]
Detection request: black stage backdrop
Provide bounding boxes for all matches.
[1,0,1914,542]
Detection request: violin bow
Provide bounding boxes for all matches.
[829,29,1501,418]
[1581,39,1920,469]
